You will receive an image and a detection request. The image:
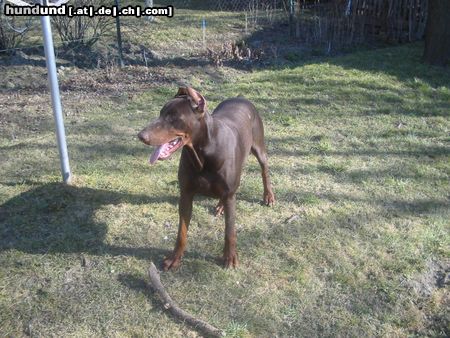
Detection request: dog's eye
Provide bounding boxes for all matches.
[172,118,187,130]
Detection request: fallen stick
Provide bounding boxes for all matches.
[147,262,224,337]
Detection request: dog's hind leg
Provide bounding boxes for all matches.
[251,114,275,206]
[215,200,225,216]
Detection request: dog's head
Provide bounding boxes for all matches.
[138,87,207,164]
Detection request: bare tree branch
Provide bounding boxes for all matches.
[147,262,224,338]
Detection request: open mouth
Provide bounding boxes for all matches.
[149,137,183,164]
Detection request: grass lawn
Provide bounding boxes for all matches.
[0,40,449,336]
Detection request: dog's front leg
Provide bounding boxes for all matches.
[223,194,238,268]
[163,193,193,271]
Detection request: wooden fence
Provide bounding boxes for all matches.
[292,0,427,49]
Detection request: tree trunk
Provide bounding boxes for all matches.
[423,0,450,66]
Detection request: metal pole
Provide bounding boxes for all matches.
[289,0,294,36]
[202,18,206,50]
[245,12,248,34]
[114,0,124,67]
[40,1,71,184]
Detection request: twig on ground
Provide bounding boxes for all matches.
[147,262,224,337]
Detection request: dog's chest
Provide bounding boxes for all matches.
[192,168,229,198]
[179,146,242,198]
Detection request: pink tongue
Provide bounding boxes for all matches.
[149,145,163,164]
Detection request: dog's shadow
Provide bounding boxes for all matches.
[0,183,164,260]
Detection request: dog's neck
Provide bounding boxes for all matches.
[185,112,213,171]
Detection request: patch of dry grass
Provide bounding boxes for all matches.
[1,42,449,337]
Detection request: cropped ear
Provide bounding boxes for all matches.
[175,87,206,114]
[175,87,189,97]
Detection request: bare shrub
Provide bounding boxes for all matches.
[206,41,263,66]
[0,1,30,51]
[51,0,113,48]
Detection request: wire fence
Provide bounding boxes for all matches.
[0,0,428,68]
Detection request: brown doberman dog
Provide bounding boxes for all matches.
[138,87,275,270]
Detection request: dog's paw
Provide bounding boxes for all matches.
[214,202,224,216]
[162,255,182,271]
[264,191,275,206]
[222,251,238,269]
